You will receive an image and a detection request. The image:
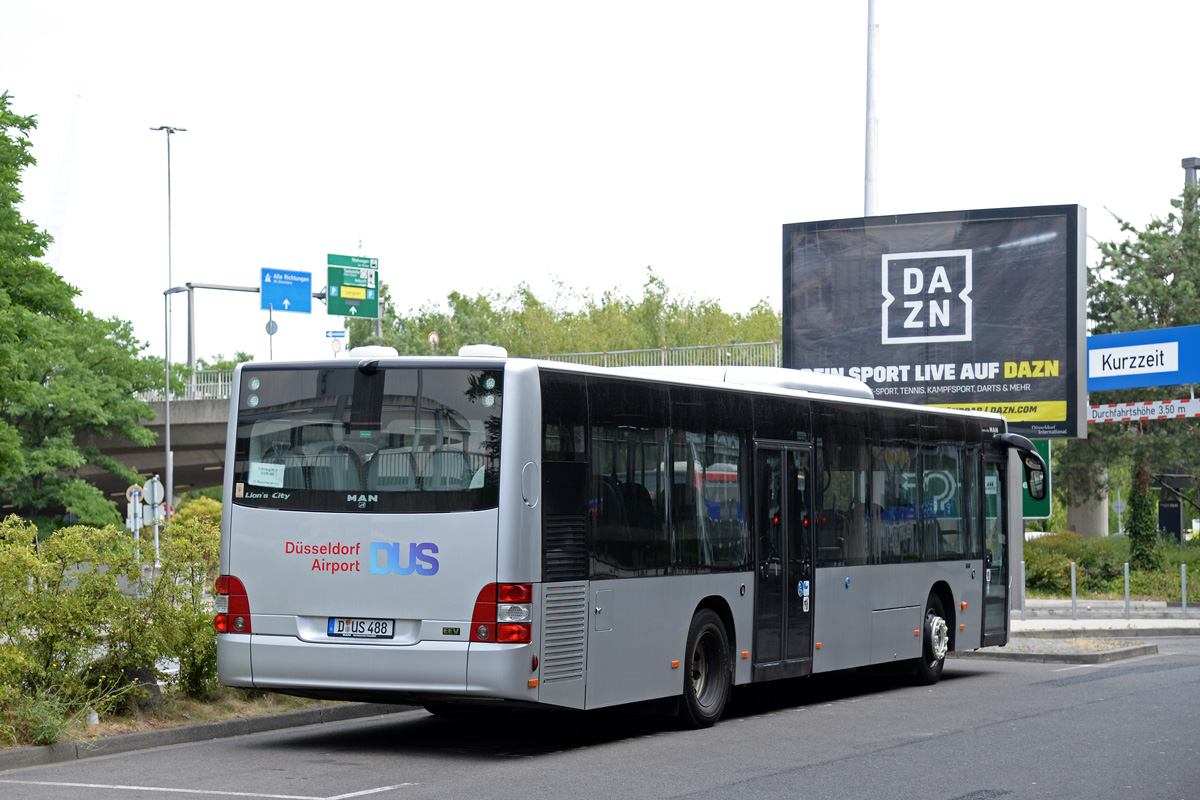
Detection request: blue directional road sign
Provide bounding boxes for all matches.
[260,269,313,313]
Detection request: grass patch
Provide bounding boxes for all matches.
[1,687,340,750]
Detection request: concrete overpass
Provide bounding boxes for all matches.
[83,399,229,505]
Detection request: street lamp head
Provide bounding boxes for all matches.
[150,125,187,134]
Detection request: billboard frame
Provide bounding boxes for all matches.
[783,204,1087,439]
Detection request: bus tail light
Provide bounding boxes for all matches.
[470,583,532,644]
[213,575,252,634]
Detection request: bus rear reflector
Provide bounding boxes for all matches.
[471,583,532,643]
[213,575,252,634]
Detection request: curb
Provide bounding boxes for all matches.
[950,643,1159,665]
[0,703,415,774]
[1009,627,1200,639]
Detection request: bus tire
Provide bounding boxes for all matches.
[681,609,731,728]
[913,593,949,686]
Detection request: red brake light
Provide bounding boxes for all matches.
[497,624,531,643]
[471,583,532,643]
[498,583,532,603]
[213,575,252,634]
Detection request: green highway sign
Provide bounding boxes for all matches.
[327,254,379,319]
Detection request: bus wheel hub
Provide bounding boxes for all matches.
[927,615,949,660]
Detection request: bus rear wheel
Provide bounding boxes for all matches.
[681,609,731,728]
[913,594,949,686]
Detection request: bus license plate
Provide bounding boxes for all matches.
[327,617,394,639]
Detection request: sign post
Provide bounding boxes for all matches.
[327,255,379,319]
[125,485,143,557]
[143,475,165,569]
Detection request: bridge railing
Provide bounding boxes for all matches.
[139,370,236,402]
[138,342,783,401]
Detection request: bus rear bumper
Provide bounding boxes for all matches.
[218,634,538,704]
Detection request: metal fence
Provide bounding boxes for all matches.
[139,370,236,402]
[139,342,783,401]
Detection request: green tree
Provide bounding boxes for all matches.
[345,268,782,357]
[0,93,160,532]
[1060,184,1200,568]
[196,351,253,371]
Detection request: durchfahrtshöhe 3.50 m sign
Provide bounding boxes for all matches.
[783,205,1087,439]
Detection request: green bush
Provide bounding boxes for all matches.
[1025,532,1084,593]
[1024,529,1200,601]
[159,513,220,698]
[0,510,221,745]
[11,689,69,747]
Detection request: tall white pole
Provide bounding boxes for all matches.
[151,126,185,520]
[864,0,879,216]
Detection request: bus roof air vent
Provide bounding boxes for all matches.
[348,345,399,357]
[458,344,508,358]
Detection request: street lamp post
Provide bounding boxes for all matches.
[1184,157,1200,216]
[151,125,186,521]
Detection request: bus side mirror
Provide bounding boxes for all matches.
[1025,456,1047,501]
[993,432,1048,502]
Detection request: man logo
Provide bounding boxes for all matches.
[881,249,972,344]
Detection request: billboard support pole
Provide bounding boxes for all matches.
[864,0,879,216]
[1183,157,1199,217]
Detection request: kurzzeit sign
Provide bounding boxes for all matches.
[1086,325,1200,391]
[783,205,1087,439]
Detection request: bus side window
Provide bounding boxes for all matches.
[814,404,870,567]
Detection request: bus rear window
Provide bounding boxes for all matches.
[232,366,502,513]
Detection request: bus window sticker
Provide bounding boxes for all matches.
[249,461,286,489]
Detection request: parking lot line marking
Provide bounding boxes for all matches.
[0,780,415,799]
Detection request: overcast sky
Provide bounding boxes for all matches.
[7,1,1199,366]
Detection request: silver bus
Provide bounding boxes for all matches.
[215,347,1046,727]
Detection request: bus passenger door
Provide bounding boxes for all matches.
[982,455,1008,647]
[753,445,814,681]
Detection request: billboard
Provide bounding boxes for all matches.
[783,205,1087,439]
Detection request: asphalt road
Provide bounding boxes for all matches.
[3,638,1199,800]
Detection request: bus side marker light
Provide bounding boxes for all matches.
[528,679,539,688]
[815,643,822,650]
[914,630,920,637]
[742,651,749,659]
[671,660,680,669]
[961,602,968,610]
[960,624,966,631]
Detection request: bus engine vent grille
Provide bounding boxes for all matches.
[542,583,587,684]
[544,514,587,581]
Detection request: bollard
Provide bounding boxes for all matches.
[1020,560,1026,621]
[1184,564,1189,621]
[1124,562,1130,621]
[1071,561,1077,621]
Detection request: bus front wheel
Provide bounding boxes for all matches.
[913,593,949,686]
[681,609,731,728]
